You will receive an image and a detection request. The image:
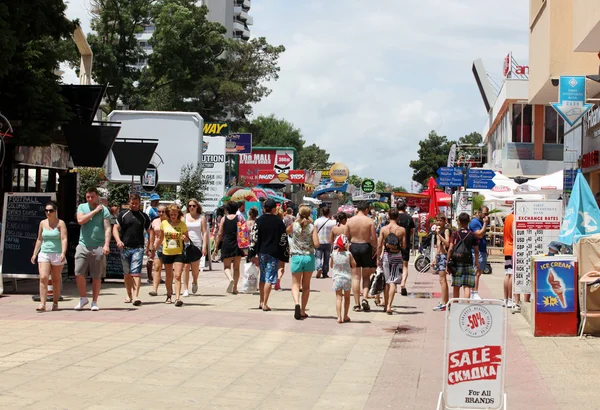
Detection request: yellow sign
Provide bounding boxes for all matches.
[329,163,349,183]
[318,169,330,179]
[203,122,229,136]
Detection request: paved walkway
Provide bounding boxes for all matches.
[0,260,591,409]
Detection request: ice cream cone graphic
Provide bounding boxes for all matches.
[547,268,567,308]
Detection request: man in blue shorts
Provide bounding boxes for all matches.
[469,206,489,300]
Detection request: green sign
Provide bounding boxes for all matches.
[203,122,229,136]
[361,179,375,193]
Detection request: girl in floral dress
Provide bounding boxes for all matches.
[330,234,356,323]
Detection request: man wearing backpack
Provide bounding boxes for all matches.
[447,213,479,299]
[377,208,407,315]
[396,200,415,296]
[469,206,489,300]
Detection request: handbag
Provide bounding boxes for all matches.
[369,267,386,296]
[184,242,202,263]
[237,215,250,249]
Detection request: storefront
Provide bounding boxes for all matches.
[581,104,600,193]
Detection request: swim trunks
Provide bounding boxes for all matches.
[349,243,376,268]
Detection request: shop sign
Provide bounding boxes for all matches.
[581,150,599,169]
[225,133,251,154]
[257,169,305,184]
[202,136,226,213]
[17,144,70,169]
[329,163,349,183]
[440,300,506,410]
[534,258,576,313]
[584,105,600,138]
[237,148,296,187]
[203,122,229,136]
[513,200,562,294]
[394,193,430,210]
[456,191,473,217]
[361,179,375,193]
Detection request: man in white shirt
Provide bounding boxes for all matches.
[314,207,337,279]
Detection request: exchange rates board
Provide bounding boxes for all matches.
[1,192,56,278]
[513,200,562,294]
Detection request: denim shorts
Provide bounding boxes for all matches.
[121,247,144,275]
[291,254,316,273]
[473,251,488,272]
[259,254,279,284]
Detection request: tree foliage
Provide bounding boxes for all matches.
[347,175,363,188]
[76,168,106,203]
[297,144,331,170]
[409,130,453,186]
[0,1,77,145]
[178,163,206,205]
[107,182,131,207]
[458,132,483,146]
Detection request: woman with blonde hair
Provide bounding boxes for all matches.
[159,204,189,306]
[31,201,68,312]
[182,198,208,297]
[286,205,319,320]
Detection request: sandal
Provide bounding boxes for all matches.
[36,304,46,312]
[124,298,132,303]
[361,299,371,312]
[353,305,362,312]
[165,297,172,304]
[301,313,309,319]
[52,303,59,311]
[148,291,158,297]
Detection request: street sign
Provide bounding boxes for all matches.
[468,169,495,179]
[437,177,464,187]
[563,169,577,193]
[437,167,464,177]
[551,76,593,126]
[467,179,496,190]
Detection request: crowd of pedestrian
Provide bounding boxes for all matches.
[31,188,508,318]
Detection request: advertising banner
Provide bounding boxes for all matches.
[203,122,229,136]
[257,169,305,184]
[417,212,430,236]
[534,257,576,313]
[456,191,473,217]
[17,144,70,170]
[441,300,506,410]
[393,193,430,210]
[513,200,562,294]
[202,136,226,213]
[238,148,296,187]
[226,133,252,154]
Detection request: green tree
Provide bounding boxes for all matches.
[409,130,453,186]
[76,168,106,203]
[246,115,305,152]
[391,186,407,192]
[87,0,151,112]
[0,1,76,145]
[347,175,363,188]
[458,132,483,146]
[107,182,131,207]
[178,163,206,205]
[298,143,331,170]
[375,181,392,192]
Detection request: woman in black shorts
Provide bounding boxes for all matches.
[215,201,245,294]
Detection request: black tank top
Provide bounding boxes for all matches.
[223,216,238,249]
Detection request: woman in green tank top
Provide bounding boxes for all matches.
[31,201,68,312]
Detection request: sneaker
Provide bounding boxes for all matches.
[512,304,521,313]
[183,290,189,297]
[433,302,446,312]
[505,299,515,309]
[133,299,142,307]
[400,287,408,296]
[471,292,482,300]
[192,283,198,294]
[90,302,100,311]
[226,280,234,294]
[74,297,89,311]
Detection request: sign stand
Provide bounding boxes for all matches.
[437,299,507,410]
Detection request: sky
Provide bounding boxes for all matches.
[63,0,529,191]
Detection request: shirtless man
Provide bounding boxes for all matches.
[347,201,377,312]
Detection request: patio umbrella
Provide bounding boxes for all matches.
[427,177,439,217]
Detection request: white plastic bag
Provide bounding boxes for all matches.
[199,256,206,271]
[241,262,258,294]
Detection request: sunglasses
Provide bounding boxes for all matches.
[158,211,165,214]
[188,204,197,208]
[45,209,55,213]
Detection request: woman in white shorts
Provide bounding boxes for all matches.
[31,201,68,312]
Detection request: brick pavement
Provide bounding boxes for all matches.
[0,260,590,409]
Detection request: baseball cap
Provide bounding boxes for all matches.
[149,193,160,201]
[264,199,277,210]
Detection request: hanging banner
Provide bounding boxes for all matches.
[513,200,562,294]
[439,300,507,410]
[257,169,305,184]
[202,136,226,213]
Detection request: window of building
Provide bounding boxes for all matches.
[512,103,533,143]
[544,105,564,144]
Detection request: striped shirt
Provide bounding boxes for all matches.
[314,217,336,245]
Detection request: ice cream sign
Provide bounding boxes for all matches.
[534,259,576,313]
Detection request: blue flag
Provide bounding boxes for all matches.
[558,170,600,245]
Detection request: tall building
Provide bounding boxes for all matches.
[134,0,253,69]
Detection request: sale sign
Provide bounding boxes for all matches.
[441,300,506,409]
[237,148,296,187]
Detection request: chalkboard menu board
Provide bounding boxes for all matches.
[1,193,56,278]
[105,235,124,280]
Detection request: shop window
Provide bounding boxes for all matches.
[512,104,533,143]
[544,105,564,144]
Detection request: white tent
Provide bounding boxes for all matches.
[516,170,563,193]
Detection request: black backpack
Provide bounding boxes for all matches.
[384,231,402,254]
[452,231,473,264]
